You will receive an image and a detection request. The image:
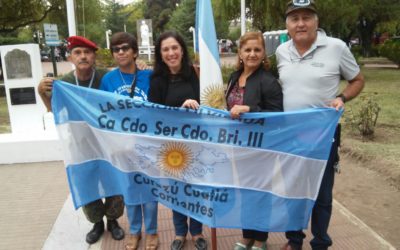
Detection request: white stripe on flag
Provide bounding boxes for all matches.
[58,122,326,200]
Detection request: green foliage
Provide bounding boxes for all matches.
[379,39,400,66]
[228,27,241,43]
[73,0,106,46]
[268,55,279,79]
[0,0,64,34]
[217,0,286,32]
[0,97,10,133]
[221,65,235,85]
[96,48,115,69]
[166,0,196,43]
[144,0,179,36]
[350,45,362,65]
[104,0,126,34]
[44,0,68,39]
[124,1,146,37]
[0,36,30,45]
[344,93,381,138]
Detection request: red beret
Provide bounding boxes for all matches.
[67,36,98,51]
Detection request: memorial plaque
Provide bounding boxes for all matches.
[5,49,32,79]
[9,87,36,105]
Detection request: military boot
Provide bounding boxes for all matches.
[86,220,104,244]
[107,219,125,240]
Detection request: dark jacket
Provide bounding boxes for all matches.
[149,67,200,106]
[226,66,283,112]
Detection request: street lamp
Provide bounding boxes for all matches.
[106,30,112,49]
[189,26,196,54]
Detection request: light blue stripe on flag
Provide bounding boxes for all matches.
[195,0,223,95]
[195,0,220,64]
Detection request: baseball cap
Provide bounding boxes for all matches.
[286,0,317,16]
[67,36,98,51]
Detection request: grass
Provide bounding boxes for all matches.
[0,95,11,133]
[340,67,400,187]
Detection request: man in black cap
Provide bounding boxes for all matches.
[276,1,365,249]
[38,36,125,244]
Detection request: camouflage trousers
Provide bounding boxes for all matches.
[82,195,124,223]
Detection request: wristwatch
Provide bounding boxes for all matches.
[336,93,346,103]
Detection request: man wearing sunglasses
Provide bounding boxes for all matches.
[276,1,365,250]
[99,32,158,250]
[100,32,152,101]
[38,36,125,245]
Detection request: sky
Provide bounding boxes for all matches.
[115,0,136,5]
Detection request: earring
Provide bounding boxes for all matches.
[240,59,243,64]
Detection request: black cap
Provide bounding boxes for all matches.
[286,0,317,16]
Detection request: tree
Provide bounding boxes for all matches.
[354,0,400,56]
[167,0,229,47]
[143,0,180,36]
[219,0,400,57]
[104,0,126,34]
[218,0,286,32]
[167,0,196,43]
[317,0,359,43]
[124,1,146,37]
[0,0,64,34]
[75,0,106,46]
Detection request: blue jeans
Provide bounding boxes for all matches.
[173,210,203,236]
[127,201,158,234]
[285,129,339,250]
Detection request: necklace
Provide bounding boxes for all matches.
[118,68,137,97]
[74,69,95,88]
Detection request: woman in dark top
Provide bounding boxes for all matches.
[228,32,283,250]
[149,31,207,250]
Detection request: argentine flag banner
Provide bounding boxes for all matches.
[53,80,342,232]
[195,0,226,109]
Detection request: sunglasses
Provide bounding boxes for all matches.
[111,45,131,53]
[292,0,311,7]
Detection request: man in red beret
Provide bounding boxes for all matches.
[38,36,106,110]
[38,36,125,244]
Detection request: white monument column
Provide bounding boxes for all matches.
[66,0,77,36]
[0,44,46,133]
[0,44,63,163]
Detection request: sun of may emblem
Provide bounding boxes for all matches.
[158,142,193,177]
[201,83,227,110]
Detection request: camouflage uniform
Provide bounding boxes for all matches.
[60,69,125,223]
[82,196,124,223]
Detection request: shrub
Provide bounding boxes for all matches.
[350,45,362,65]
[221,64,235,85]
[344,93,381,138]
[0,37,29,45]
[96,48,115,69]
[268,54,279,79]
[379,39,400,67]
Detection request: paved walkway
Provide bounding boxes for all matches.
[0,161,395,250]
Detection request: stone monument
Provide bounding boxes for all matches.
[0,43,62,163]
